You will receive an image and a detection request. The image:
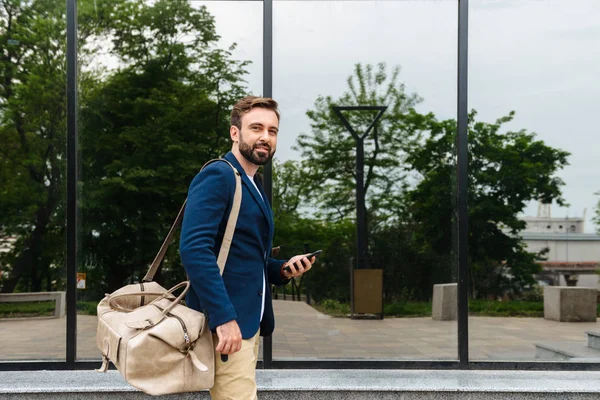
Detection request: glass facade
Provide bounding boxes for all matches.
[1,0,599,370]
[271,0,458,361]
[468,0,600,362]
[0,0,68,361]
[74,0,264,361]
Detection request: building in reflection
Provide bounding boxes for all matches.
[520,203,600,288]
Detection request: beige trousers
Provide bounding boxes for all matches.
[209,331,260,400]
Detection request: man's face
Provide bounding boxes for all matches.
[234,107,279,166]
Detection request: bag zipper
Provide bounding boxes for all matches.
[139,283,145,306]
[153,304,190,344]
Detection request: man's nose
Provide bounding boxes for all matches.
[259,129,270,140]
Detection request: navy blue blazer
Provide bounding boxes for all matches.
[179,152,288,339]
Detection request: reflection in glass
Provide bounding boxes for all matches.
[469,0,600,361]
[0,0,68,360]
[75,0,262,360]
[272,0,458,360]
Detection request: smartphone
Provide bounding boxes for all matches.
[283,250,322,273]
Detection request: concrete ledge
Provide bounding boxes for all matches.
[2,370,600,399]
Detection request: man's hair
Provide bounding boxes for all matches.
[230,96,280,129]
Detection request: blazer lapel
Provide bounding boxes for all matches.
[224,153,274,237]
[255,176,275,241]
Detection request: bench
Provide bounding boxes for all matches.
[0,291,66,318]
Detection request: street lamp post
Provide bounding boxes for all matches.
[332,105,387,316]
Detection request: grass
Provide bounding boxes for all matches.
[77,301,99,316]
[468,300,544,317]
[0,301,56,318]
[3,299,600,319]
[0,301,99,318]
[315,299,600,318]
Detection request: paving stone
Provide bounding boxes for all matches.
[3,300,600,361]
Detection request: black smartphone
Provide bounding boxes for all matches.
[283,250,322,272]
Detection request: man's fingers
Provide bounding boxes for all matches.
[225,342,234,355]
[220,340,232,355]
[222,339,243,355]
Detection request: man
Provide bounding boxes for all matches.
[179,96,313,399]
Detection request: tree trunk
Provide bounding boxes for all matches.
[1,189,58,293]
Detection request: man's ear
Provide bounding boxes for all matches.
[230,125,239,142]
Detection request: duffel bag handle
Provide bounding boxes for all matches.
[108,281,190,320]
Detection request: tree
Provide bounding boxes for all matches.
[79,0,249,295]
[0,0,76,293]
[0,0,250,295]
[405,111,569,298]
[286,62,570,302]
[295,62,429,223]
[272,159,356,302]
[0,0,143,293]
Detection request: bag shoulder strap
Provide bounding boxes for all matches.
[142,158,242,282]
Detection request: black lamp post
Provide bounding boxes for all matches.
[332,105,387,314]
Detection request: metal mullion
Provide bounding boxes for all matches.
[457,0,469,368]
[262,0,274,370]
[66,0,78,366]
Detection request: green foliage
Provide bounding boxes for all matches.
[0,301,56,317]
[405,111,569,298]
[295,63,424,222]
[517,285,544,302]
[76,301,99,316]
[315,299,557,318]
[314,299,351,317]
[1,0,571,316]
[370,220,453,301]
[0,0,72,293]
[384,301,431,317]
[283,62,569,302]
[0,0,250,296]
[468,300,544,317]
[78,0,249,295]
[272,158,356,303]
[0,300,98,317]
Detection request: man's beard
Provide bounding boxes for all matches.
[238,133,275,166]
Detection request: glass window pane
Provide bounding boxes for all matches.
[0,0,68,360]
[272,0,458,361]
[76,0,262,360]
[469,0,600,361]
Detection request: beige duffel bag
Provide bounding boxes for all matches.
[95,159,242,395]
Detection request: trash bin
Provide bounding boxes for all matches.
[352,269,384,319]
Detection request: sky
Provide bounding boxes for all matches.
[193,0,600,231]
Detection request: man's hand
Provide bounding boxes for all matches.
[215,320,242,355]
[281,253,315,279]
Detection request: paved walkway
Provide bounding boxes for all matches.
[1,300,599,361]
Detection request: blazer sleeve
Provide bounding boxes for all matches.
[266,257,289,286]
[179,163,237,330]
